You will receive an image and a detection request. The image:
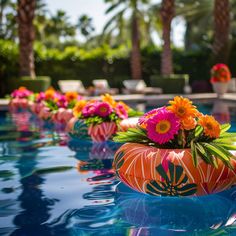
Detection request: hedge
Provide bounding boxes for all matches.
[1,39,235,96]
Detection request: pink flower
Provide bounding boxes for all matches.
[115,103,128,119]
[94,102,112,117]
[82,102,97,117]
[11,87,32,98]
[56,95,68,108]
[138,108,160,128]
[36,92,46,102]
[146,107,180,144]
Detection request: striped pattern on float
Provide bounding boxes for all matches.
[113,143,236,196]
[88,122,117,142]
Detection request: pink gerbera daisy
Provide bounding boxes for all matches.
[138,108,160,128]
[146,107,180,144]
[82,102,97,117]
[115,103,128,119]
[95,102,112,117]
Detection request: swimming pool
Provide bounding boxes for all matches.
[0,100,236,236]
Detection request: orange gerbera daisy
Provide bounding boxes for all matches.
[101,94,117,108]
[65,91,78,102]
[45,89,55,100]
[168,96,199,120]
[181,116,197,130]
[73,100,87,117]
[198,115,220,138]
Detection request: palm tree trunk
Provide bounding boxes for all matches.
[212,0,230,63]
[17,0,36,78]
[160,0,175,76]
[131,12,142,80]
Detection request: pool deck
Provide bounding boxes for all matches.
[1,93,236,111]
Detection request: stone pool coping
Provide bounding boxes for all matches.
[1,93,236,111]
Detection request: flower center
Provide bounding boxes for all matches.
[156,120,171,134]
[206,123,213,130]
[177,107,186,116]
[100,107,107,113]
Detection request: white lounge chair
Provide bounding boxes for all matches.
[123,80,162,94]
[58,80,87,94]
[92,79,118,95]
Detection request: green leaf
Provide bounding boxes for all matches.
[190,141,198,167]
[203,142,230,162]
[194,125,203,137]
[220,123,231,134]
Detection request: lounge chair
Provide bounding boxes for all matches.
[58,80,87,95]
[122,80,162,95]
[92,79,118,95]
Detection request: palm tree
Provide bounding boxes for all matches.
[104,0,150,80]
[77,14,95,40]
[160,0,175,76]
[17,0,36,78]
[212,0,230,63]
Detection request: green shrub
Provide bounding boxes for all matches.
[1,39,235,96]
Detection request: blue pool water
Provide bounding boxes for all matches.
[0,101,236,236]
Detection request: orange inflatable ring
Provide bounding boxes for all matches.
[113,143,236,197]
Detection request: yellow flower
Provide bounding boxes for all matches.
[101,94,117,107]
[73,100,87,117]
[168,96,199,120]
[65,91,78,102]
[198,115,220,138]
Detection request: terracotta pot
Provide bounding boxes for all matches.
[212,82,229,95]
[67,118,117,142]
[113,143,236,197]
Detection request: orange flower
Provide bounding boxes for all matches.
[198,115,220,138]
[168,96,199,120]
[101,94,116,107]
[181,117,197,130]
[45,89,55,100]
[65,91,78,102]
[19,86,27,91]
[73,100,87,117]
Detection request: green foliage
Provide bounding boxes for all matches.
[146,162,197,196]
[114,123,236,169]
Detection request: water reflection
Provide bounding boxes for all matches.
[11,144,58,235]
[115,183,236,234]
[212,100,230,124]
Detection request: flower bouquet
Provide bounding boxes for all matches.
[67,94,143,142]
[35,89,80,124]
[9,87,33,112]
[113,96,236,197]
[211,63,231,95]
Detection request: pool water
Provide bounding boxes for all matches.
[0,101,236,236]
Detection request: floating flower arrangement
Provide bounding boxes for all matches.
[113,96,236,197]
[67,94,142,142]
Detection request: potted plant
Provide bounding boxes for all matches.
[210,64,231,96]
[113,96,236,197]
